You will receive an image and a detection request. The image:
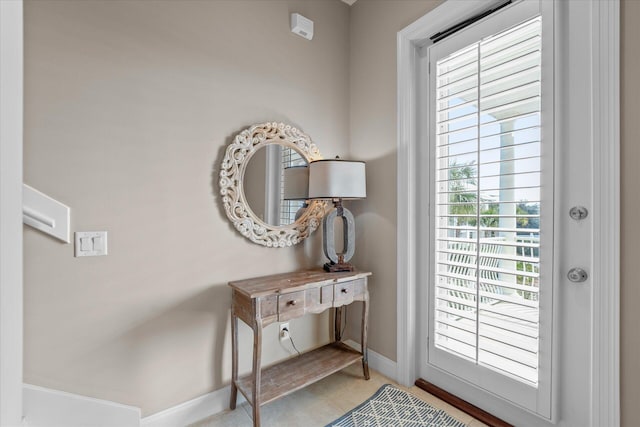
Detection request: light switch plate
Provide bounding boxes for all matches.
[75,231,108,257]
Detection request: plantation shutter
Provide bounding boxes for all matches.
[433,16,542,385]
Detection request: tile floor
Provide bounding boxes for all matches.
[190,364,486,427]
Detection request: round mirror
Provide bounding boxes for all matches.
[219,122,326,247]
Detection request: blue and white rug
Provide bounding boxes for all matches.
[326,384,467,427]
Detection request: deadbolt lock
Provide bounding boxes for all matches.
[569,206,588,220]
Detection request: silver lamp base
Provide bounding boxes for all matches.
[322,200,356,272]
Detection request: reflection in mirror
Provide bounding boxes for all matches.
[243,144,308,227]
[283,165,309,222]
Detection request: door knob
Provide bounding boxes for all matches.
[567,268,588,283]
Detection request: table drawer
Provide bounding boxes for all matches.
[278,290,306,321]
[260,295,278,319]
[334,278,366,306]
[320,285,334,304]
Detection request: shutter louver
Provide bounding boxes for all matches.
[434,17,542,385]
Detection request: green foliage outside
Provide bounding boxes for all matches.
[447,161,539,233]
[447,161,540,301]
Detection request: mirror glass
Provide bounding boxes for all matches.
[243,144,309,227]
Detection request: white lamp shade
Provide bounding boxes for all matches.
[308,160,366,199]
[283,166,309,200]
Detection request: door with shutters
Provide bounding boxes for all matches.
[417,1,591,424]
[427,8,551,413]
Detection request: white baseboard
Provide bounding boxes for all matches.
[344,339,398,382]
[141,385,245,427]
[142,343,397,427]
[23,384,141,427]
[22,345,395,427]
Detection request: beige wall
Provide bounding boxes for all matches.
[23,0,350,416]
[620,1,639,425]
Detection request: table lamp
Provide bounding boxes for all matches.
[308,158,366,272]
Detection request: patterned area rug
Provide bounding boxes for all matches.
[326,384,467,427]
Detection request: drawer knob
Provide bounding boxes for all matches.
[341,288,348,294]
[287,300,297,306]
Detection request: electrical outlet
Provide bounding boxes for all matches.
[279,323,290,341]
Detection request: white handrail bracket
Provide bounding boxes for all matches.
[22,184,70,243]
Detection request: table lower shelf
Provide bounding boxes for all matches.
[235,341,363,406]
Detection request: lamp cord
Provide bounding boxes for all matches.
[285,307,348,357]
[288,334,301,357]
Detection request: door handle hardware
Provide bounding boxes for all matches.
[569,206,588,220]
[567,268,588,283]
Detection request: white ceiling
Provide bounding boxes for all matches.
[341,0,358,5]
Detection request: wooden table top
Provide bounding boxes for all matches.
[228,269,372,298]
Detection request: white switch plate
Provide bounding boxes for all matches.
[75,231,108,257]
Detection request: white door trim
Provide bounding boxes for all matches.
[590,1,620,425]
[0,0,24,425]
[396,0,620,425]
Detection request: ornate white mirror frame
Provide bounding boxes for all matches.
[219,122,327,247]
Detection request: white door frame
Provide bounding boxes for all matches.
[396,0,619,426]
[0,0,24,425]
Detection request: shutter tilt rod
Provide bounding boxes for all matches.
[429,0,513,44]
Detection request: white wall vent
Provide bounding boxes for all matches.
[291,13,313,40]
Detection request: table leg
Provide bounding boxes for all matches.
[251,320,263,427]
[361,291,370,380]
[334,306,343,342]
[230,308,238,409]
